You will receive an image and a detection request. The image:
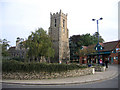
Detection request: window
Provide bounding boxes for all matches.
[55,19,57,27]
[113,50,116,53]
[63,19,65,27]
[114,57,116,60]
[111,57,113,60]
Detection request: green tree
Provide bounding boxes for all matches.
[80,33,94,46]
[24,28,54,62]
[69,32,104,62]
[0,39,10,57]
[79,48,87,57]
[92,32,104,44]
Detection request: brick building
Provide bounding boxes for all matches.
[79,40,120,64]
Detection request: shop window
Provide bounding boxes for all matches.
[111,57,113,60]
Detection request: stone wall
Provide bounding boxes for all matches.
[94,66,106,72]
[2,68,94,80]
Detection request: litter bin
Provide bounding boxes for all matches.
[88,64,92,67]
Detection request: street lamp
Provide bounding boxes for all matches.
[92,17,103,64]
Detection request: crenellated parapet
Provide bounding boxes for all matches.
[50,10,67,19]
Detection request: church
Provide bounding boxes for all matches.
[8,10,70,63]
[49,10,70,63]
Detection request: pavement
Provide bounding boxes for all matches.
[2,64,119,85]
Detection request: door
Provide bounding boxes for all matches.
[111,57,113,64]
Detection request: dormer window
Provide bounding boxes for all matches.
[95,44,103,50]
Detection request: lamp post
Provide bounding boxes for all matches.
[92,17,103,64]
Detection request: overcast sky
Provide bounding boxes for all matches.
[0,0,119,46]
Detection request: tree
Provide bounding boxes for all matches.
[80,33,94,46]
[78,48,87,57]
[92,32,104,44]
[69,32,104,62]
[0,39,10,57]
[69,35,81,61]
[24,28,55,62]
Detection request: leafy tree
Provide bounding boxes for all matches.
[92,32,104,44]
[69,35,81,61]
[0,39,10,57]
[24,28,55,62]
[69,32,104,62]
[78,48,87,57]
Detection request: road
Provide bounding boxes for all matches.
[2,74,119,89]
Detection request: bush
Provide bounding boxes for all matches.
[2,60,87,73]
[12,57,24,62]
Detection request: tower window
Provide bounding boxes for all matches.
[55,19,57,27]
[63,19,65,27]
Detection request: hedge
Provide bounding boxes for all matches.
[2,60,87,73]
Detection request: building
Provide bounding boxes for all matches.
[79,40,120,64]
[100,40,120,64]
[8,10,70,63]
[8,40,27,60]
[49,10,70,63]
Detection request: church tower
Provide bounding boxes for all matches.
[49,10,70,63]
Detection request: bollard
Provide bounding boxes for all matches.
[92,68,95,74]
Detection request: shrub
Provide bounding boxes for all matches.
[12,57,24,62]
[2,60,87,73]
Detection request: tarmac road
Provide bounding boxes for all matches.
[2,73,119,89]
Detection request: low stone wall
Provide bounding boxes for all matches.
[2,68,94,80]
[94,66,106,72]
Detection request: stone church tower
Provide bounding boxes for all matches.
[49,10,70,63]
